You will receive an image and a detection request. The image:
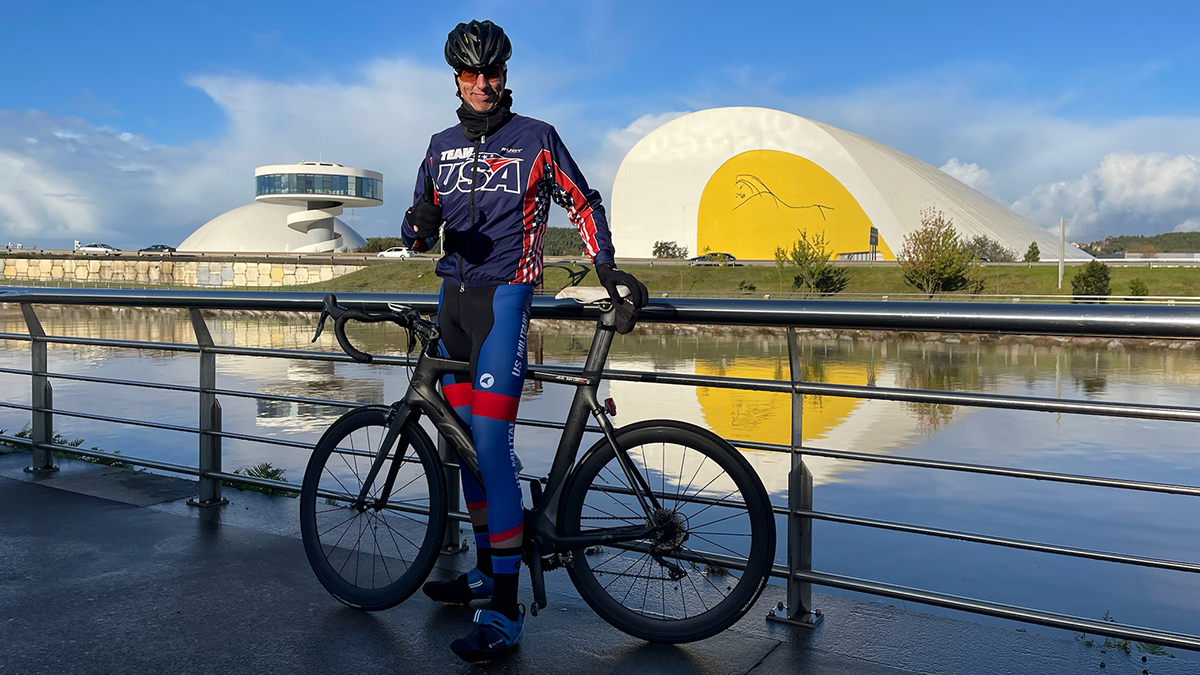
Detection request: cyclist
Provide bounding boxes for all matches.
[400,19,648,663]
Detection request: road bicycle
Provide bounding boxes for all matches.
[298,289,775,643]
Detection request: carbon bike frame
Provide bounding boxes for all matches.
[350,302,667,606]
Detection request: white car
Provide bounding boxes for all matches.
[78,243,120,255]
[377,246,415,259]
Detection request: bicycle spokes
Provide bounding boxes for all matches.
[310,419,434,591]
[572,436,762,622]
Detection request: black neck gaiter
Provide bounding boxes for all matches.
[456,90,514,142]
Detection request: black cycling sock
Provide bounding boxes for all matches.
[490,545,522,621]
[491,574,520,621]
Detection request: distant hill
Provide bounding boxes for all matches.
[1087,231,1200,255]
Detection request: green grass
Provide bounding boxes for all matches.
[8,259,1200,299]
[225,462,296,497]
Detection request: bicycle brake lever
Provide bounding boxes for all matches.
[311,308,329,343]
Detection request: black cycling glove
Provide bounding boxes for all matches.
[406,175,443,240]
[595,262,648,309]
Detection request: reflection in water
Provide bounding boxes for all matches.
[254,361,385,433]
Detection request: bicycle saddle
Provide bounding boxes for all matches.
[555,285,631,305]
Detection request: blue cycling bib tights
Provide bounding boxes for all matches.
[436,282,532,579]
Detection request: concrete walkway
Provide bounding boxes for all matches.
[0,452,1191,675]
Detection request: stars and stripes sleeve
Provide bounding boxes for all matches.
[545,126,615,266]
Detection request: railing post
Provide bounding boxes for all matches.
[188,308,227,507]
[439,435,467,554]
[21,304,57,474]
[768,327,821,627]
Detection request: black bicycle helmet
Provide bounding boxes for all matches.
[444,20,512,70]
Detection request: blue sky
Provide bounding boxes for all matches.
[4,1,1200,249]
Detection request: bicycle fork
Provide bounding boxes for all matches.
[351,402,414,511]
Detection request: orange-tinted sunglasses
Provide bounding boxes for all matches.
[457,66,505,83]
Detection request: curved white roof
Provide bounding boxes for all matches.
[610,107,1089,260]
[178,202,368,253]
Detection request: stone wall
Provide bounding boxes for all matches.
[0,256,367,287]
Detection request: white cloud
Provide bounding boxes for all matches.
[588,112,688,198]
[939,158,997,198]
[0,60,455,248]
[1011,152,1200,240]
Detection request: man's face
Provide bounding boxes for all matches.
[457,66,505,112]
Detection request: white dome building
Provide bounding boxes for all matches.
[610,107,1089,261]
[179,161,381,253]
[178,202,367,253]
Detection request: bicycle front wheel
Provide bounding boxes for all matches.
[561,421,775,643]
[299,406,447,611]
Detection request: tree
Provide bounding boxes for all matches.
[963,234,1017,262]
[1071,260,1111,301]
[652,241,689,259]
[897,209,979,297]
[1024,241,1040,263]
[360,237,404,253]
[1128,277,1149,300]
[775,229,848,297]
[543,227,585,256]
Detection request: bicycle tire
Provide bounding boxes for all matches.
[561,421,774,643]
[299,406,447,611]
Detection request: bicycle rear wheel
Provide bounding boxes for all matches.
[299,406,446,611]
[561,421,775,643]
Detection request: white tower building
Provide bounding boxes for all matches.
[254,162,383,253]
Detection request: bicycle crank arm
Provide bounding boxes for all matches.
[528,540,548,616]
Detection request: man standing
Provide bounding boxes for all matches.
[400,19,647,662]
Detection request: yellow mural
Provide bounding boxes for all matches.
[694,358,867,447]
[697,150,895,260]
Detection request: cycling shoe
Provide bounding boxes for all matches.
[450,606,523,663]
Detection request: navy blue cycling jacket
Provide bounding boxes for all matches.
[400,114,615,287]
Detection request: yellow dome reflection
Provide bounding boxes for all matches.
[695,358,865,448]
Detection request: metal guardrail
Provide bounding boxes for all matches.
[2,286,1200,651]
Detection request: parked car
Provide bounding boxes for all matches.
[77,243,120,255]
[688,252,740,267]
[139,244,177,253]
[377,246,415,259]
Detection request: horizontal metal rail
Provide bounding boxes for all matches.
[790,569,1200,652]
[37,334,201,353]
[22,405,199,435]
[0,367,203,395]
[600,368,1200,423]
[209,430,313,451]
[26,438,201,476]
[754,441,1200,497]
[791,508,1200,574]
[4,286,1200,338]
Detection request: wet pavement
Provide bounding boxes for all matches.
[0,452,1192,675]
